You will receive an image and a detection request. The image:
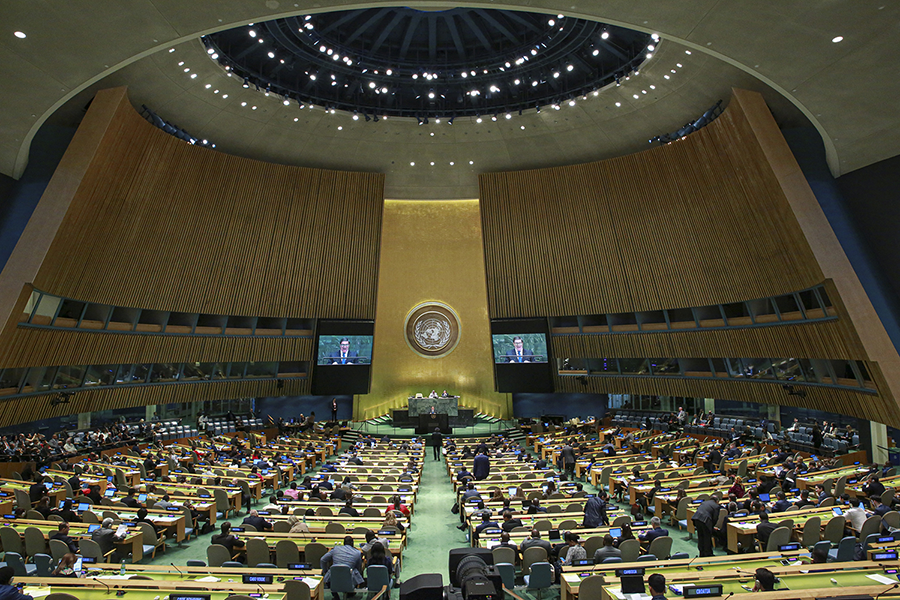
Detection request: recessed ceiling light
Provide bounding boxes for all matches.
[168,48,175,53]
[221,94,228,99]
[469,161,474,165]
[294,117,299,122]
[337,126,342,130]
[633,94,639,99]
[615,102,621,107]
[410,162,415,166]
[241,102,247,107]
[520,125,525,130]
[449,162,454,165]
[14,31,26,39]
[685,50,692,55]
[832,36,844,43]
[430,162,435,166]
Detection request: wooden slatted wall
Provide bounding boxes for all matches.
[0,88,383,427]
[479,97,823,319]
[34,97,384,318]
[480,90,897,425]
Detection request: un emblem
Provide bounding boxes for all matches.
[405,302,461,358]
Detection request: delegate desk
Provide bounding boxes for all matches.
[588,561,900,600]
[1,517,146,563]
[20,563,326,600]
[558,551,881,600]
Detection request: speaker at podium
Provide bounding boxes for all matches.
[417,413,449,434]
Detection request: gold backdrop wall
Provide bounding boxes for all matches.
[360,200,510,420]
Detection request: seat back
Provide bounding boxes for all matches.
[366,564,390,593]
[82,510,100,524]
[835,536,856,562]
[526,562,553,589]
[34,553,54,577]
[579,575,605,598]
[49,538,70,562]
[187,560,207,567]
[24,526,48,557]
[207,543,232,567]
[283,579,312,600]
[823,516,845,544]
[273,520,291,533]
[834,475,848,497]
[330,565,355,593]
[883,511,900,531]
[5,552,29,576]
[521,546,547,576]
[765,527,792,552]
[860,515,882,541]
[619,538,641,563]
[584,536,605,557]
[495,562,515,590]
[492,546,516,566]
[275,540,300,569]
[214,489,231,515]
[647,536,672,560]
[14,488,31,510]
[801,517,822,547]
[325,522,345,533]
[247,537,271,567]
[303,542,328,569]
[0,526,25,555]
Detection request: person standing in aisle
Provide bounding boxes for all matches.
[331,398,338,422]
[692,496,720,557]
[432,427,443,461]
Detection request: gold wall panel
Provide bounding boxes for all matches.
[361,200,510,420]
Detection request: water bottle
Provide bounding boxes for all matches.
[120,559,126,575]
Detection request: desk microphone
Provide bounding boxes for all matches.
[93,577,111,595]
[170,562,184,577]
[875,583,900,600]
[722,592,734,600]
[685,555,701,570]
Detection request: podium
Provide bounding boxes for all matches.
[417,413,449,434]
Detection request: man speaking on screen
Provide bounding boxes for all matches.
[506,336,534,363]
[328,338,358,365]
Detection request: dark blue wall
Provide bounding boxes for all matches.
[0,123,77,271]
[783,128,900,355]
[256,395,354,423]
[512,393,607,419]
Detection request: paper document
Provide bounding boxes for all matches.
[867,574,897,585]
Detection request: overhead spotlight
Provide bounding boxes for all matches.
[242,78,250,88]
[491,114,498,122]
[373,114,379,122]
[417,116,424,125]
[601,31,610,40]
[364,112,371,122]
[448,115,455,125]
[353,111,359,120]
[283,96,290,106]
[592,48,600,56]
[505,112,512,119]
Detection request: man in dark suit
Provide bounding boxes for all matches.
[638,516,669,546]
[50,522,78,553]
[505,337,534,363]
[582,492,609,528]
[473,451,490,480]
[327,338,358,364]
[473,514,500,540]
[560,443,577,478]
[501,512,524,532]
[432,427,443,461]
[242,510,273,531]
[755,512,779,550]
[520,529,552,557]
[331,398,338,422]
[771,491,792,513]
[211,522,245,562]
[692,496,720,557]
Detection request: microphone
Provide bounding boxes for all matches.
[92,577,111,595]
[875,583,900,600]
[722,592,734,600]
[170,562,184,577]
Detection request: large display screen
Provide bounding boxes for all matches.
[316,335,373,365]
[491,319,553,393]
[312,321,374,395]
[491,333,548,364]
